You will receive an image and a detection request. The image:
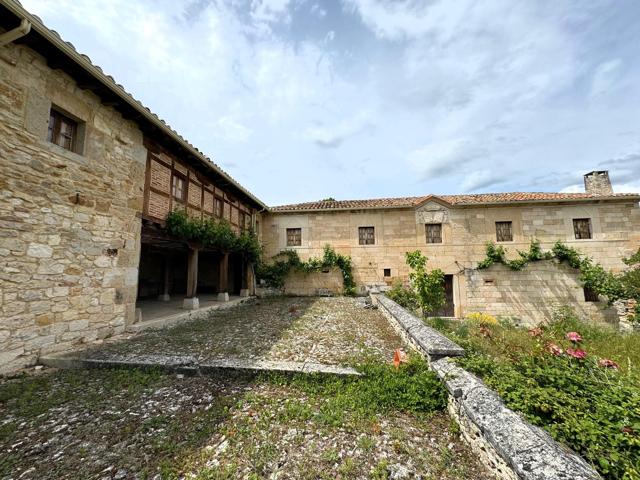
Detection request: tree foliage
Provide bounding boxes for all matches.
[405,250,446,314]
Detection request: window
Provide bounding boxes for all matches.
[495,221,513,242]
[425,223,442,243]
[584,287,599,302]
[215,198,223,218]
[358,226,375,245]
[573,218,592,240]
[383,268,391,277]
[286,228,302,247]
[47,108,78,152]
[172,176,186,202]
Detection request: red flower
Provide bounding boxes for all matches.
[598,358,619,369]
[547,343,563,356]
[528,327,543,337]
[566,348,587,359]
[565,331,583,343]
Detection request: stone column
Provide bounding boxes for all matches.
[218,253,229,302]
[158,254,171,302]
[183,247,199,310]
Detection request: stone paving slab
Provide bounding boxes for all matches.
[53,297,404,369]
[41,352,360,376]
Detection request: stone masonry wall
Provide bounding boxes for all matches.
[464,261,617,326]
[0,42,146,372]
[283,269,343,296]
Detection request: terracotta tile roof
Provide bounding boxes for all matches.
[270,192,640,212]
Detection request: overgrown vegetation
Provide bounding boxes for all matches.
[257,244,356,295]
[426,309,640,480]
[165,210,261,264]
[386,251,445,315]
[478,240,640,314]
[268,354,447,420]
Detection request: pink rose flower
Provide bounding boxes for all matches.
[598,358,619,369]
[528,327,543,337]
[565,331,583,343]
[566,348,587,359]
[547,343,563,356]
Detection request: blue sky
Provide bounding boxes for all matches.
[22,0,640,205]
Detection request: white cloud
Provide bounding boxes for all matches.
[590,59,623,97]
[214,116,253,142]
[305,111,375,148]
[407,139,487,179]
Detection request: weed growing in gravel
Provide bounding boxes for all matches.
[266,355,447,421]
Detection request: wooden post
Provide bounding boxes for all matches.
[218,253,229,302]
[240,260,250,297]
[183,247,199,309]
[158,255,171,301]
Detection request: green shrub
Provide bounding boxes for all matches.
[405,251,445,314]
[386,280,418,310]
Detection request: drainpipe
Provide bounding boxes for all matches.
[0,18,31,47]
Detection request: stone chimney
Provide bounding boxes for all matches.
[584,170,613,195]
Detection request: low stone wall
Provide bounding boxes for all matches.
[282,269,343,296]
[371,294,601,480]
[613,298,638,333]
[465,261,617,326]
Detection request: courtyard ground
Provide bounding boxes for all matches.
[62,297,403,367]
[0,297,496,479]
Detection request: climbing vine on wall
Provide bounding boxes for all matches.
[478,239,640,306]
[257,244,356,295]
[165,210,261,264]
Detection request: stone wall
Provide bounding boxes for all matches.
[283,269,343,296]
[464,261,617,326]
[262,200,639,317]
[0,42,146,372]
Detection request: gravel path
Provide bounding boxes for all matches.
[75,297,403,366]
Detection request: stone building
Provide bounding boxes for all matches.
[0,2,265,372]
[1,0,639,373]
[263,177,640,324]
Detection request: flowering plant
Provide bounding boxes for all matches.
[566,348,587,360]
[565,331,583,343]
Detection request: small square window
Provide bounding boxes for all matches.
[286,228,302,247]
[172,176,186,202]
[359,226,375,245]
[425,223,442,243]
[383,268,391,277]
[573,218,592,240]
[584,287,599,302]
[47,108,78,152]
[495,221,513,242]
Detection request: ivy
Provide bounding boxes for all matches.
[257,245,356,295]
[164,210,262,263]
[405,251,446,314]
[478,239,639,307]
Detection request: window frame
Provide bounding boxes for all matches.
[383,268,391,277]
[171,174,187,204]
[425,223,443,244]
[495,221,513,242]
[573,218,592,240]
[286,227,302,247]
[358,226,375,246]
[47,108,78,153]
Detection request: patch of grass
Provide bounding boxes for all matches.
[266,356,447,424]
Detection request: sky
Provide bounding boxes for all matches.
[22,0,640,205]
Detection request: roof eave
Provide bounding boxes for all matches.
[2,0,267,210]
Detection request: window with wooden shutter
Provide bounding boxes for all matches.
[358,226,375,245]
[425,223,442,243]
[172,176,186,203]
[214,198,223,218]
[47,109,78,152]
[573,218,592,239]
[286,228,302,246]
[495,221,513,242]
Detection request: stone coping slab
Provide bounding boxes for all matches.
[432,358,600,480]
[372,294,465,360]
[39,352,360,377]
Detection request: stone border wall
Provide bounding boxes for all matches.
[371,294,601,480]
